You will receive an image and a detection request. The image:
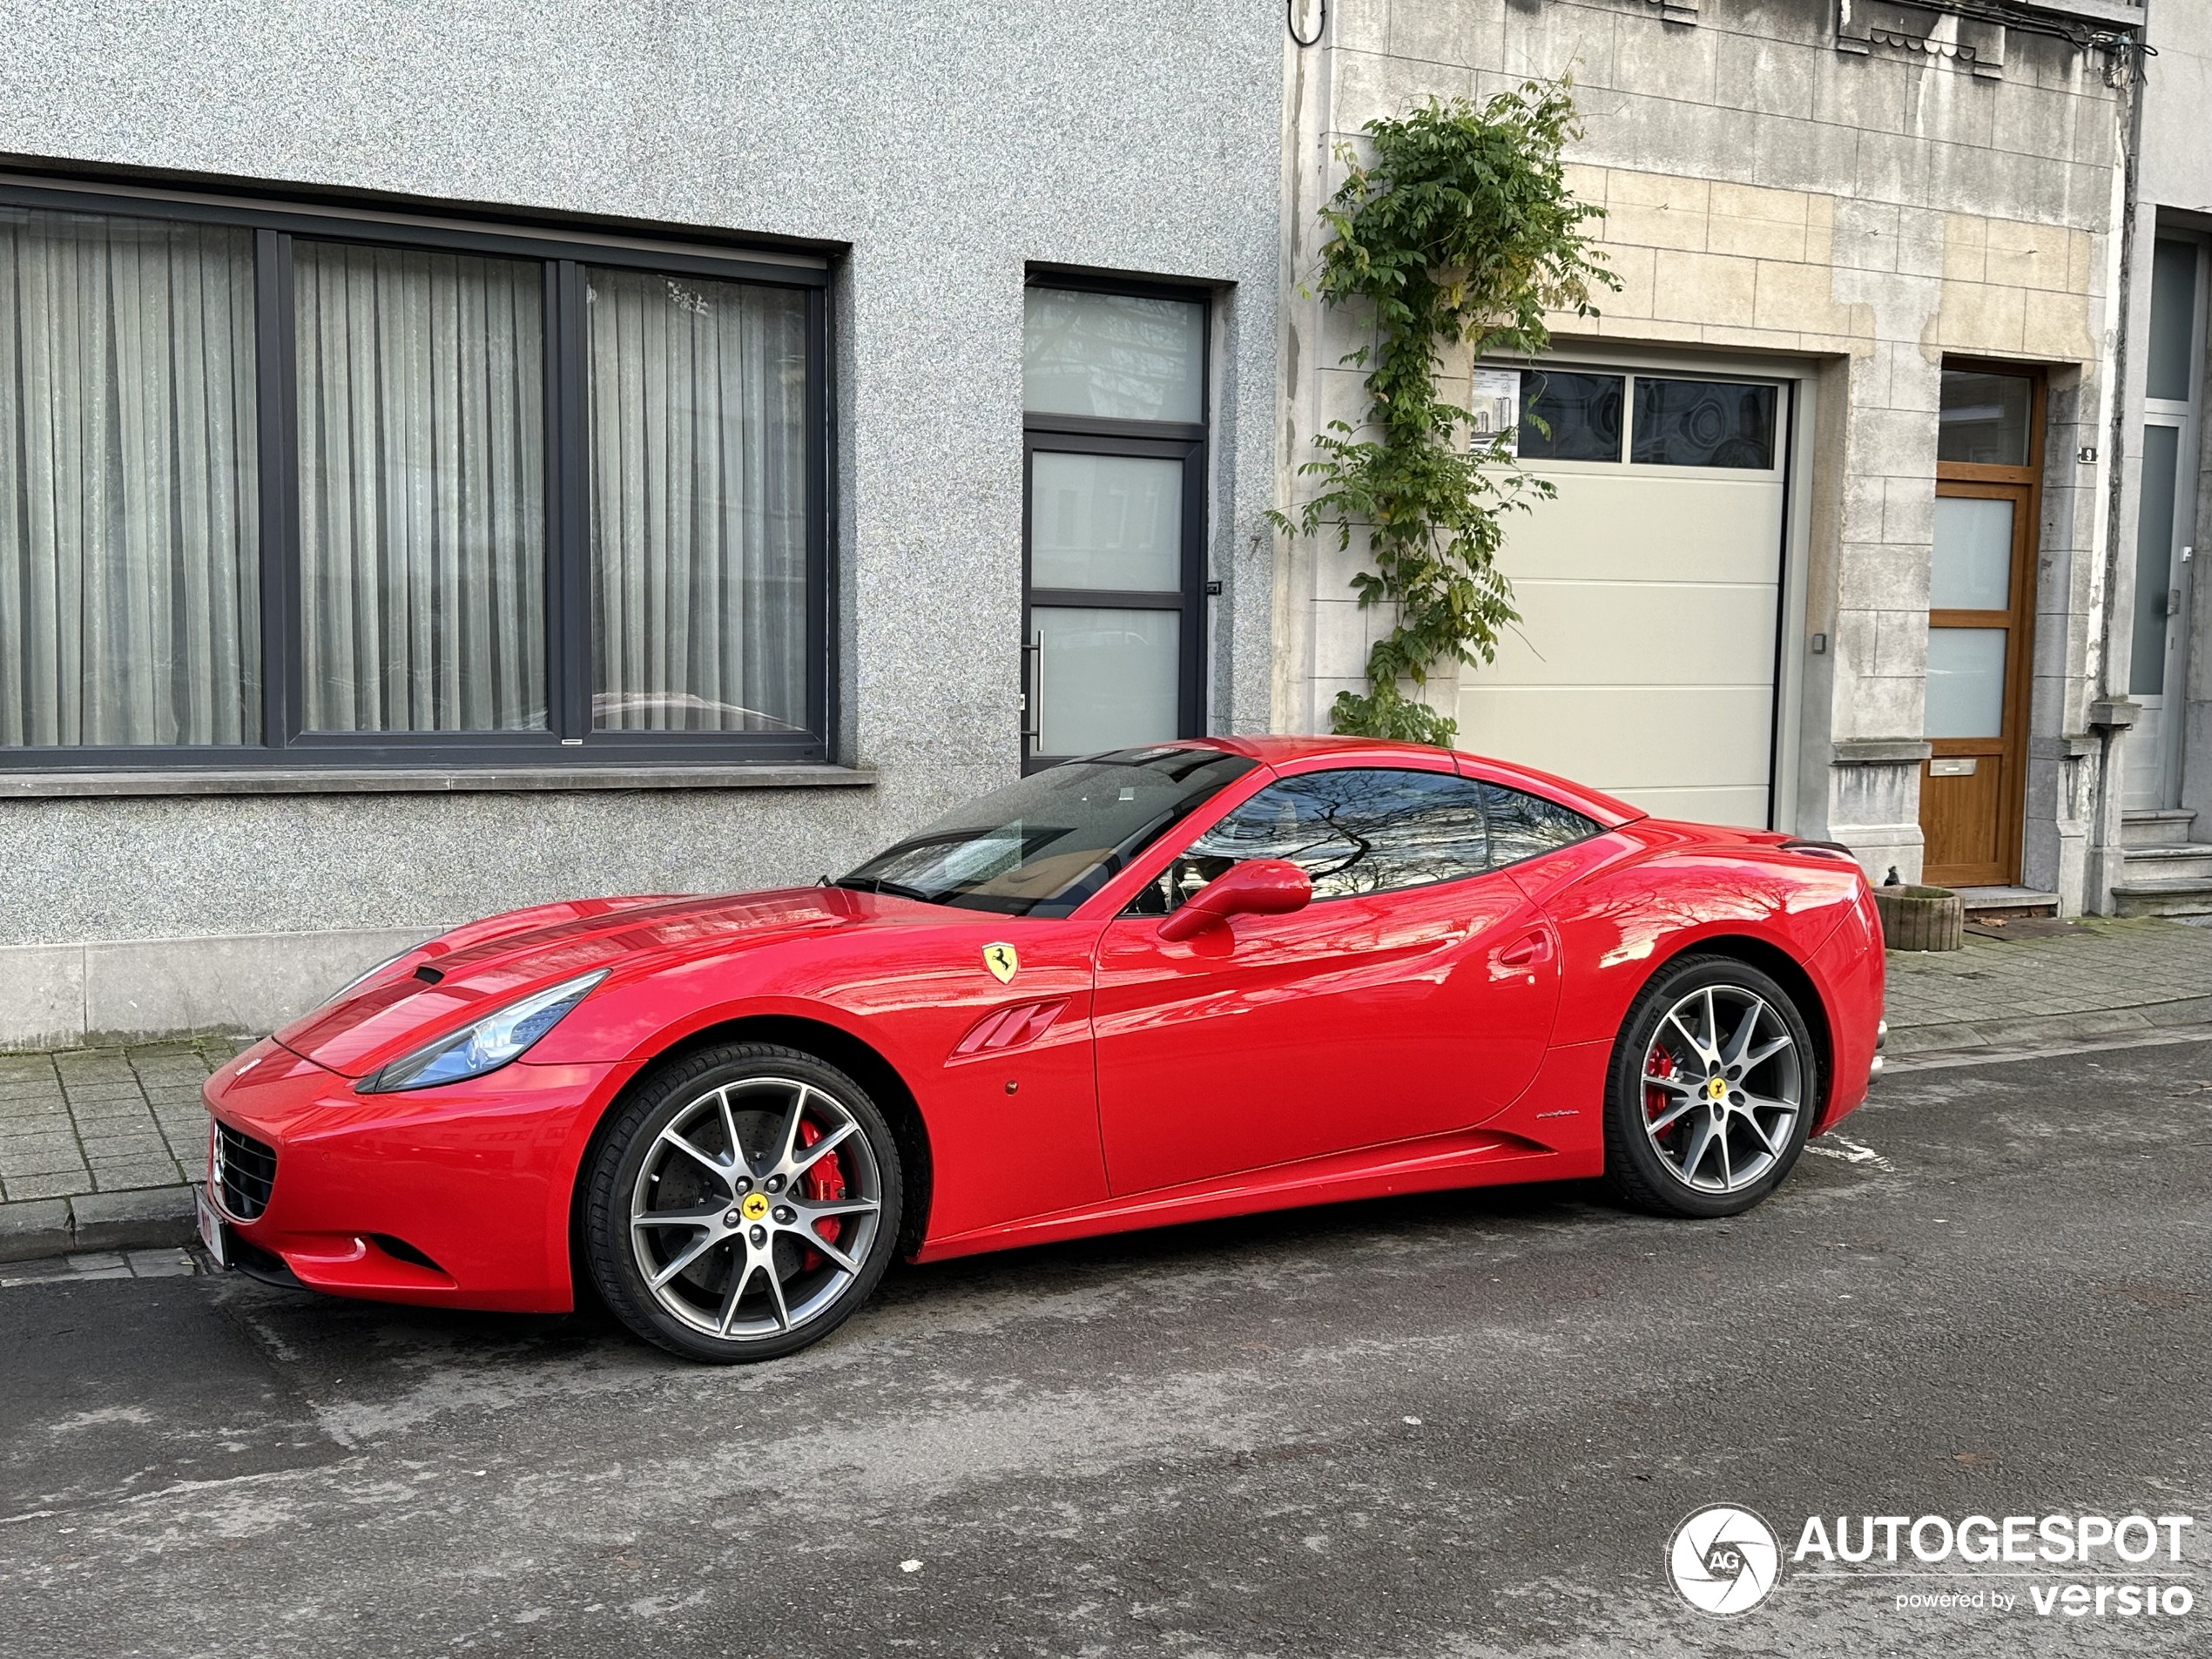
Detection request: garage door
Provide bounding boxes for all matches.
[1457,365,1791,829]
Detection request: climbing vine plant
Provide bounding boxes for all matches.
[1273,84,1615,745]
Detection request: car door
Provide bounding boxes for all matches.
[1091,763,1564,1196]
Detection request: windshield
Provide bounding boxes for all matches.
[837,746,1257,916]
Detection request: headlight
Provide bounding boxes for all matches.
[357,971,608,1094]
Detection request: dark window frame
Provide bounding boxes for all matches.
[1503,361,1788,474]
[0,179,834,772]
[1021,273,1210,774]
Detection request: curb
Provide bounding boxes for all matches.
[0,1184,197,1264]
[1885,996,2212,1062]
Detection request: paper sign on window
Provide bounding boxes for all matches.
[1468,368,1521,459]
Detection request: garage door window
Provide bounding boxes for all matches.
[1517,372,1623,462]
[1511,368,1780,472]
[1630,379,1777,469]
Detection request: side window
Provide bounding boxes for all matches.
[1481,782,1600,867]
[1129,768,1490,912]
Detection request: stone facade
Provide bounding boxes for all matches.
[1278,0,2144,908]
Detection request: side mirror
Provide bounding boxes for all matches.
[1157,858,1312,942]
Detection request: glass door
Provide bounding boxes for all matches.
[2126,237,2207,812]
[1023,442,1201,764]
[1020,282,1208,771]
[1922,367,2042,888]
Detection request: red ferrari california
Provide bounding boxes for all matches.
[200,737,1885,1362]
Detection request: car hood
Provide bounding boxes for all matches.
[273,887,907,1078]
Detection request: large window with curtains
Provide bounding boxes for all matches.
[0,184,827,768]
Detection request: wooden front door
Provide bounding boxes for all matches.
[1920,475,2038,887]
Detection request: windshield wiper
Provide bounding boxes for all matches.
[828,875,936,902]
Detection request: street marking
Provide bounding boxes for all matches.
[1804,1133,1894,1172]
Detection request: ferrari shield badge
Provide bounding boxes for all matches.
[982,943,1020,984]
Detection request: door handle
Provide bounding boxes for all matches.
[1020,640,1042,746]
[1495,930,1553,971]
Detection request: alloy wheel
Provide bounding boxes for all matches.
[628,1076,884,1341]
[1638,983,1804,1195]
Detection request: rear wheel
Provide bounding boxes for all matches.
[1602,956,1816,1219]
[584,1043,901,1363]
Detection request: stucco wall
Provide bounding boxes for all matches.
[1278,0,2124,900]
[0,1,1285,1042]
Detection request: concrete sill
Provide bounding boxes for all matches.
[1831,738,1932,765]
[0,764,879,799]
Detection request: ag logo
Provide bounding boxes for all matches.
[1669,1504,1780,1615]
[982,943,1020,984]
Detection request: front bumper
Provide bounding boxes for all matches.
[200,1037,638,1314]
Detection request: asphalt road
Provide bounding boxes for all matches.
[3,1036,2209,1658]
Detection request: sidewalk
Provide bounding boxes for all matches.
[1882,914,2212,1056]
[0,1038,245,1263]
[5,917,2212,1264]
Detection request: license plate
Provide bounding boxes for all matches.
[196,1185,230,1269]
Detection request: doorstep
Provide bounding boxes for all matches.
[1952,886,2060,919]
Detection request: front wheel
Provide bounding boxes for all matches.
[583,1043,902,1363]
[1602,956,1817,1219]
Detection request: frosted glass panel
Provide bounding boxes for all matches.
[1023,288,1203,422]
[1031,453,1183,591]
[1930,496,2013,610]
[1939,370,2031,466]
[2147,240,2198,404]
[1925,629,2006,738]
[2132,423,2182,696]
[1035,607,1179,754]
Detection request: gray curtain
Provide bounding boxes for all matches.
[0,207,260,747]
[295,242,544,732]
[588,269,807,732]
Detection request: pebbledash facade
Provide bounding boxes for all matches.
[0,4,1285,1049]
[0,1,2203,1052]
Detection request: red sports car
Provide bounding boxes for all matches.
[199,737,1885,1363]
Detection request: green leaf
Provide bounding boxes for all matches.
[1284,81,1610,732]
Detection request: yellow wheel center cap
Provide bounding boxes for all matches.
[1707,1077,1728,1103]
[740,1191,771,1222]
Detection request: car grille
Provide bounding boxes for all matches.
[215,1123,278,1221]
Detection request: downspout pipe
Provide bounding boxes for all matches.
[2088,4,2150,914]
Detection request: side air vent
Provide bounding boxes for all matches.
[952,999,1069,1059]
[369,1233,447,1274]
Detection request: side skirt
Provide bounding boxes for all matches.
[913,1123,1601,1264]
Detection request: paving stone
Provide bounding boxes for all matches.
[0,1155,94,1182]
[4,1173,94,1202]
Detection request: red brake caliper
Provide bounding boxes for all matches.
[796,1119,844,1272]
[1643,1042,1676,1123]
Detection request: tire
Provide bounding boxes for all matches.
[1601,955,1817,1219]
[584,1042,903,1363]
